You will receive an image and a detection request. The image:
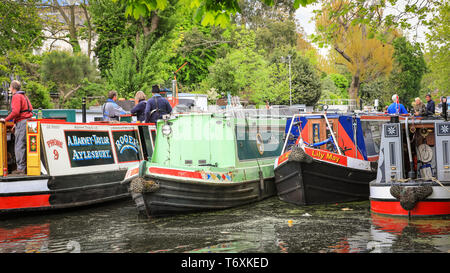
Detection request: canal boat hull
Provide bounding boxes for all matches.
[127,168,276,217]
[370,180,450,217]
[274,147,376,205]
[0,119,156,216]
[0,171,129,215]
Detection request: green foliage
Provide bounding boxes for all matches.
[106,35,179,99]
[0,0,43,55]
[89,0,137,76]
[288,52,322,105]
[389,37,427,105]
[320,73,349,101]
[328,73,349,96]
[23,81,53,109]
[40,51,100,108]
[41,51,98,85]
[62,80,108,109]
[359,77,391,107]
[254,19,297,56]
[116,0,315,27]
[422,1,449,97]
[199,27,285,104]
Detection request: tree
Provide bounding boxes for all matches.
[0,0,43,54]
[422,1,449,97]
[38,0,95,55]
[314,0,395,104]
[115,0,315,27]
[288,52,322,105]
[389,37,427,105]
[40,51,99,108]
[89,0,139,76]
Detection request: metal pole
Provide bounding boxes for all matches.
[288,55,292,106]
[323,114,342,155]
[404,117,415,179]
[82,97,86,123]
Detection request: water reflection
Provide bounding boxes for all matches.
[0,198,448,253]
[0,223,50,253]
[328,213,450,253]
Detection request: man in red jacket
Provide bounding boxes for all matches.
[0,80,33,175]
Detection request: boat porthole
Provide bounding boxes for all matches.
[256,133,264,155]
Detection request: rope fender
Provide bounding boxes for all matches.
[390,185,433,211]
[130,177,160,194]
[288,146,313,164]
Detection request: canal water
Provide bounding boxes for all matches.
[0,197,448,253]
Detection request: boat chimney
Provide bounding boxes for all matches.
[442,98,448,121]
[82,97,86,123]
[390,115,399,124]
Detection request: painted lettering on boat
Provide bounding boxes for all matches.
[115,134,139,154]
[67,135,111,147]
[306,148,347,165]
[277,151,291,165]
[46,139,63,149]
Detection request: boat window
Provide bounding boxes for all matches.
[111,130,142,163]
[235,123,285,161]
[444,141,449,165]
[138,125,154,161]
[313,123,320,144]
[389,142,396,166]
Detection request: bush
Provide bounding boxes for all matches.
[24,80,53,109]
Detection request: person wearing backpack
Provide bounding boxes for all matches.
[102,90,127,121]
[0,80,34,175]
[144,85,172,123]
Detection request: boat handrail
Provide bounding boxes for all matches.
[281,113,343,155]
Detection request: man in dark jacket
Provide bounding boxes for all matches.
[0,80,33,175]
[144,85,172,123]
[425,94,435,115]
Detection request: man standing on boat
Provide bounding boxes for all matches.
[102,90,127,121]
[144,85,172,123]
[0,80,33,175]
[387,94,408,115]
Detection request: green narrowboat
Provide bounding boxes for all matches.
[122,111,288,217]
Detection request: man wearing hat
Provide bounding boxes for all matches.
[144,85,172,123]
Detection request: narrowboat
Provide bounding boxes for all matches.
[122,110,288,217]
[274,113,378,205]
[370,115,450,218]
[0,119,155,216]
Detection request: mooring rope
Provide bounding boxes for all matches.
[431,177,450,193]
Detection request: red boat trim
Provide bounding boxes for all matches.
[276,151,292,166]
[370,199,450,216]
[39,119,156,126]
[0,194,50,210]
[304,147,348,167]
[149,167,203,179]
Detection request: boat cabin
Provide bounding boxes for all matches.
[284,114,368,161]
[150,111,287,171]
[0,119,156,178]
[376,118,450,183]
